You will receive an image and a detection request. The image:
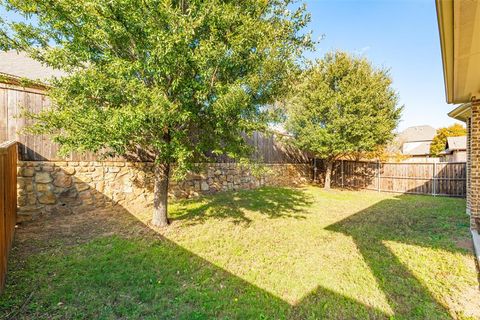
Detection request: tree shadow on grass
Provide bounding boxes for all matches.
[2,181,476,319]
[2,202,387,320]
[326,194,473,319]
[170,186,314,226]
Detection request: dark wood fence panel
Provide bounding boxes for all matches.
[0,83,310,163]
[0,141,17,293]
[329,160,466,197]
[0,83,116,161]
[434,162,466,197]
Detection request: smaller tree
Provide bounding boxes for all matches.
[430,124,466,156]
[286,51,402,189]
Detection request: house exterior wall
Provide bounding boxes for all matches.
[442,151,467,163]
[453,151,467,162]
[468,101,480,230]
[467,117,471,217]
[401,156,440,163]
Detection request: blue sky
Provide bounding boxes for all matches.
[304,0,461,131]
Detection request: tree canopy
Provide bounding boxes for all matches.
[285,51,402,187]
[430,124,466,156]
[0,0,312,226]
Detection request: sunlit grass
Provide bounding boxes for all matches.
[384,241,480,319]
[1,186,478,319]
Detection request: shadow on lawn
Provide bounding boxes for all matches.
[326,193,471,319]
[2,201,385,319]
[170,186,314,226]
[2,184,472,319]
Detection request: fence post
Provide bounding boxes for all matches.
[313,158,317,183]
[0,141,17,293]
[341,160,344,188]
[432,162,436,196]
[377,161,381,192]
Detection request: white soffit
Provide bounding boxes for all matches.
[453,0,480,103]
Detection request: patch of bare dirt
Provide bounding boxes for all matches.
[454,238,474,251]
[12,205,162,259]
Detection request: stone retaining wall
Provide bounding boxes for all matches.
[17,161,312,221]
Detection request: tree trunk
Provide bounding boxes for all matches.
[152,163,170,227]
[324,160,333,189]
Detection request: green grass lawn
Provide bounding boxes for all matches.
[1,186,479,319]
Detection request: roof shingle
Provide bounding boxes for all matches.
[0,50,65,83]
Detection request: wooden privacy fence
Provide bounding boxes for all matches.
[328,160,466,197]
[0,83,310,163]
[0,141,17,293]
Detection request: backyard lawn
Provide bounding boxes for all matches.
[1,186,479,319]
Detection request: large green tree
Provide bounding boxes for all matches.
[286,51,402,189]
[0,0,312,226]
[429,124,466,157]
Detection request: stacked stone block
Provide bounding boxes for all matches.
[17,161,311,221]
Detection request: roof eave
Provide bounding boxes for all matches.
[436,0,480,104]
[448,103,471,122]
[436,0,455,103]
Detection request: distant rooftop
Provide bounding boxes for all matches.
[402,141,432,156]
[445,136,467,152]
[0,50,65,83]
[398,125,436,143]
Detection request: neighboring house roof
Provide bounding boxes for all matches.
[442,136,467,155]
[398,125,436,143]
[446,136,466,150]
[0,50,65,84]
[402,141,432,156]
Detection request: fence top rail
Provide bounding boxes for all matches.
[434,162,467,165]
[0,140,17,154]
[339,160,466,165]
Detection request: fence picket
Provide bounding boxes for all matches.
[330,160,466,197]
